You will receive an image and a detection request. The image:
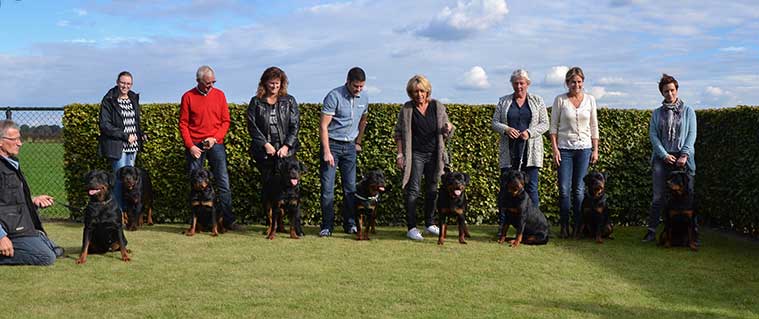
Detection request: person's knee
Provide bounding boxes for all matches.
[37,249,57,266]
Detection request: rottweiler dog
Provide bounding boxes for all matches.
[354,169,386,240]
[264,157,306,240]
[498,170,550,248]
[576,171,613,243]
[76,170,130,264]
[185,168,223,237]
[117,166,154,231]
[658,171,698,251]
[437,171,471,245]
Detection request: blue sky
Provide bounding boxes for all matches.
[1,0,758,109]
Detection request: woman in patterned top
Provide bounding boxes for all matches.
[98,71,144,211]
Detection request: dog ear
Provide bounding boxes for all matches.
[603,171,608,182]
[106,171,115,187]
[207,169,214,180]
[520,171,527,182]
[463,173,470,185]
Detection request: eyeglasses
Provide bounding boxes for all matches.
[118,81,133,86]
[1,136,22,142]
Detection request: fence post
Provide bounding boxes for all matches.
[4,107,10,120]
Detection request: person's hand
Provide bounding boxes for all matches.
[128,134,137,144]
[590,150,599,164]
[32,195,54,208]
[676,155,688,168]
[323,151,335,167]
[519,131,530,140]
[664,154,677,165]
[396,154,405,169]
[276,145,290,158]
[553,148,561,166]
[264,143,276,156]
[355,143,363,152]
[0,236,13,257]
[507,128,520,139]
[203,137,217,150]
[189,145,203,159]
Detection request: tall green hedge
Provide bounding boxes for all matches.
[62,103,759,236]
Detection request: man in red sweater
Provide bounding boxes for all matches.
[179,65,240,230]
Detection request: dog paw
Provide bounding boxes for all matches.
[75,258,86,265]
[185,231,195,237]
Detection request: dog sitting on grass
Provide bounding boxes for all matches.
[355,169,386,240]
[117,166,154,231]
[76,170,130,264]
[498,170,549,248]
[658,171,698,251]
[437,171,471,245]
[264,157,306,240]
[185,168,223,237]
[576,171,613,243]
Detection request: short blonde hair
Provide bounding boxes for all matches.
[406,74,432,101]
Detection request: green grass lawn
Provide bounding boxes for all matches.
[17,142,68,219]
[4,223,758,319]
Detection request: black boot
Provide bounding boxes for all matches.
[560,224,569,238]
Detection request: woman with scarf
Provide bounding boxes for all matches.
[642,74,697,242]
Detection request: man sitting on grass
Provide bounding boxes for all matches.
[0,120,63,266]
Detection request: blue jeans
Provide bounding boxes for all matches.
[320,140,357,233]
[111,152,136,211]
[647,158,695,231]
[498,166,540,225]
[0,231,57,266]
[557,148,591,227]
[405,151,438,230]
[186,143,235,226]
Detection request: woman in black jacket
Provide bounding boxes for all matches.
[246,66,300,217]
[98,71,144,211]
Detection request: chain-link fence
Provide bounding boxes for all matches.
[4,107,69,220]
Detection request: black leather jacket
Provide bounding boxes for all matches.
[98,86,143,160]
[0,157,44,238]
[246,94,300,163]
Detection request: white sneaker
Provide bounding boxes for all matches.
[425,225,440,236]
[407,228,424,241]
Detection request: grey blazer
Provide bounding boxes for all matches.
[492,93,549,169]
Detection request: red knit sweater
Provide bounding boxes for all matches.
[178,87,231,150]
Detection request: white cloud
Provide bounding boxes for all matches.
[364,85,381,96]
[597,77,625,85]
[589,86,606,100]
[303,1,355,14]
[57,20,70,27]
[719,46,746,53]
[414,0,509,41]
[544,66,569,86]
[458,66,490,90]
[705,86,725,96]
[74,8,88,16]
[65,39,96,44]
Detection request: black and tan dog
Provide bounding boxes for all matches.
[576,171,613,243]
[117,166,154,231]
[185,168,223,237]
[659,171,698,251]
[264,157,306,240]
[437,171,471,245]
[354,169,386,240]
[498,170,549,248]
[76,170,130,264]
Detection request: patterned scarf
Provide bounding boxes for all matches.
[659,98,684,152]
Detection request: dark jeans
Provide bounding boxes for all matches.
[647,158,696,231]
[186,143,235,226]
[319,140,357,233]
[0,231,57,266]
[498,166,540,225]
[405,151,438,230]
[557,148,591,227]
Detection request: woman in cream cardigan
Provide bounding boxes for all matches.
[550,67,599,238]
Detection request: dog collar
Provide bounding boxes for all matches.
[355,193,379,202]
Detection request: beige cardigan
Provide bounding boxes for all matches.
[393,99,454,188]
